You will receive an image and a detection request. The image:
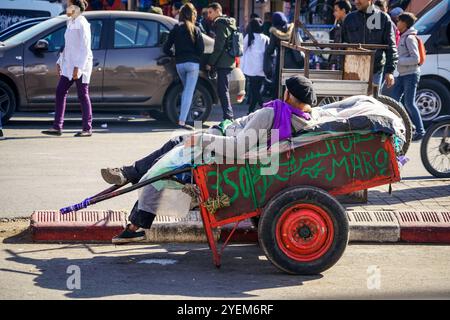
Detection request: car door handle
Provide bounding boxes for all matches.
[156,56,172,66]
[93,60,100,67]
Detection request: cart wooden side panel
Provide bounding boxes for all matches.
[194,133,400,225]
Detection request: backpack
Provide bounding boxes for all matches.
[416,36,426,66]
[227,29,244,58]
[407,35,426,66]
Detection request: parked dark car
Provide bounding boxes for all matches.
[0,17,47,42]
[0,11,246,124]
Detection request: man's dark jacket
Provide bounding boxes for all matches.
[208,16,236,69]
[342,5,398,74]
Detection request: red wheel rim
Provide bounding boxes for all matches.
[275,203,334,262]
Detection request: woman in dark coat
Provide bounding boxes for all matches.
[265,11,304,99]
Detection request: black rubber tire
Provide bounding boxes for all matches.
[258,186,349,275]
[0,80,16,124]
[420,120,450,178]
[164,82,213,124]
[377,95,412,155]
[417,78,450,124]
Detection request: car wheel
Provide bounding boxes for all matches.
[164,82,213,124]
[0,80,16,124]
[416,79,450,124]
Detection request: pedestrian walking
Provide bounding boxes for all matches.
[163,2,205,128]
[205,2,238,121]
[341,0,398,93]
[329,0,352,69]
[265,11,304,99]
[242,18,269,114]
[42,0,93,137]
[389,12,425,141]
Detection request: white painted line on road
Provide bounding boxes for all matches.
[137,259,178,265]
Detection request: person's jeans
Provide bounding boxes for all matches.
[53,76,92,132]
[217,67,234,120]
[248,76,265,114]
[176,62,200,123]
[390,72,425,137]
[122,136,184,184]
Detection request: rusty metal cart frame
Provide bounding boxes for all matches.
[61,131,401,275]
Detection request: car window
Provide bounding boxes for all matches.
[114,19,158,48]
[43,27,65,52]
[4,15,65,45]
[90,20,103,50]
[159,24,169,46]
[41,20,103,52]
[416,0,449,35]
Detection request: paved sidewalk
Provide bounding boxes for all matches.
[345,179,450,212]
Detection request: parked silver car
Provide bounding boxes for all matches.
[0,11,246,124]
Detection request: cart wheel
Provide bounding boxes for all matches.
[258,186,348,275]
[377,95,412,155]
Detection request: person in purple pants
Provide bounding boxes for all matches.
[42,0,93,137]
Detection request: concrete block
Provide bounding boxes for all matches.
[347,211,400,242]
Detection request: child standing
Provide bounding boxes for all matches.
[389,12,425,141]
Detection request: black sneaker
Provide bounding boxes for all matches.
[42,128,62,136]
[412,134,425,142]
[112,225,146,244]
[101,167,129,186]
[0,130,4,140]
[74,131,92,137]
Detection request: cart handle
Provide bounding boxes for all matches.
[59,166,192,214]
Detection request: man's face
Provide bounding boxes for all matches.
[333,5,346,21]
[207,8,220,21]
[355,0,371,11]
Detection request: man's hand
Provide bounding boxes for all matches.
[184,134,199,148]
[56,64,61,75]
[73,67,79,80]
[385,73,395,88]
[205,64,211,71]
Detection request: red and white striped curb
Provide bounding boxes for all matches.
[29,210,450,243]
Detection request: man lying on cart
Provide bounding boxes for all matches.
[104,75,318,244]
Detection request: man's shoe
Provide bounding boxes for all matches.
[74,131,92,137]
[101,167,129,186]
[112,224,146,245]
[42,128,62,136]
[0,130,4,140]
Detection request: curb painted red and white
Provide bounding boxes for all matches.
[30,209,450,244]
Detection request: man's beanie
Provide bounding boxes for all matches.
[285,75,317,106]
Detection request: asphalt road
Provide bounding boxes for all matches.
[0,242,449,299]
[0,109,436,218]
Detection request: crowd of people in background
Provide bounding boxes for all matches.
[0,0,426,141]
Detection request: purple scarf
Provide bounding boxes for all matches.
[263,99,311,145]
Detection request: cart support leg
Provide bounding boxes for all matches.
[199,206,221,268]
[220,220,241,256]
